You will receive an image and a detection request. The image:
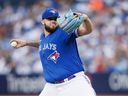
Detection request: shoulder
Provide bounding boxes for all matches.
[40,33,45,40]
[57,27,65,33]
[56,27,69,36]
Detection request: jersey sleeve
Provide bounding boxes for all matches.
[64,29,79,43]
[57,28,79,43]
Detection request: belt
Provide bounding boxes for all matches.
[54,75,76,84]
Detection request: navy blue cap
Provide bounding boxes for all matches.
[42,8,60,19]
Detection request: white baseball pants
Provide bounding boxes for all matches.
[39,71,96,96]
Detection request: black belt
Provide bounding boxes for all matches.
[54,75,76,84]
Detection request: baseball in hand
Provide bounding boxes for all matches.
[11,41,17,47]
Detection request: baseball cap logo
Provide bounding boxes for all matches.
[50,10,56,14]
[48,51,60,63]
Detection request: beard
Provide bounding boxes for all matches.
[44,23,59,33]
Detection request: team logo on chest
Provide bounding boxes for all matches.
[47,51,60,63]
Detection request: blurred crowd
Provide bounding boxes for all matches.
[0,0,128,75]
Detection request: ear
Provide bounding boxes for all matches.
[41,20,44,25]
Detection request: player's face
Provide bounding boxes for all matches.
[42,17,59,33]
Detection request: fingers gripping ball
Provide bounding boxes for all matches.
[11,41,18,47]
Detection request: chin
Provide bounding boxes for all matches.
[51,25,58,30]
[45,24,58,33]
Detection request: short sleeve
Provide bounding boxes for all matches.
[64,29,79,43]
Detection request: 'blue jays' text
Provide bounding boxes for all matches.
[42,43,56,50]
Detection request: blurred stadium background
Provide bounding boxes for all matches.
[0,0,128,96]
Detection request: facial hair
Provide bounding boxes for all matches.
[44,23,59,33]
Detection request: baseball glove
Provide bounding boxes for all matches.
[58,9,84,33]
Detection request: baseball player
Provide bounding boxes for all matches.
[11,8,96,96]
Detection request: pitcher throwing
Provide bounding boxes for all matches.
[10,8,96,96]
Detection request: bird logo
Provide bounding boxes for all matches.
[48,51,60,63]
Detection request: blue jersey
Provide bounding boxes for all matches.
[39,28,84,83]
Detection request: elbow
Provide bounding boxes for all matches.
[78,25,93,36]
[78,30,92,36]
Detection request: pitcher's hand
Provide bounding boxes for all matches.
[10,39,27,48]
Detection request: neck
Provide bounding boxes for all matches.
[44,29,50,37]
